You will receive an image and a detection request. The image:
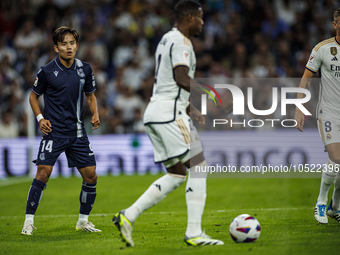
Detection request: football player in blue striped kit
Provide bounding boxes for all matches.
[21,26,101,235]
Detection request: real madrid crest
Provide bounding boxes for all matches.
[327,133,332,140]
[77,68,85,77]
[330,47,337,56]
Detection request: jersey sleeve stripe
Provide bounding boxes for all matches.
[173,63,190,69]
[32,89,42,96]
[85,88,96,94]
[314,38,335,52]
[306,66,317,73]
[183,37,191,46]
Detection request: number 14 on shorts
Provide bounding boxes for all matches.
[41,140,53,152]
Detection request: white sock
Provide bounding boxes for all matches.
[124,173,186,223]
[332,173,340,211]
[25,214,34,224]
[317,159,338,204]
[78,214,89,222]
[185,160,208,238]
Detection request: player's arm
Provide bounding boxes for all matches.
[187,102,205,125]
[174,66,233,114]
[294,68,314,132]
[29,91,52,135]
[85,92,100,130]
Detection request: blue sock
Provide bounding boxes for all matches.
[26,178,46,215]
[79,182,97,215]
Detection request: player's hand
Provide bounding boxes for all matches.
[39,119,52,135]
[91,115,100,129]
[221,100,233,114]
[294,109,304,132]
[190,106,205,125]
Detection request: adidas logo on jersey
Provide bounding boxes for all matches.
[331,56,338,61]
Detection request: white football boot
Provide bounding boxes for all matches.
[314,202,328,224]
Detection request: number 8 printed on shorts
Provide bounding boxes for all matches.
[325,121,332,132]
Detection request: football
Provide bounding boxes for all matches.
[229,214,261,243]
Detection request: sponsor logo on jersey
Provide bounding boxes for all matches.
[308,54,315,65]
[183,50,190,63]
[77,68,85,77]
[33,77,38,87]
[331,47,337,56]
[160,38,167,45]
[331,56,338,61]
[330,64,340,71]
[53,71,59,77]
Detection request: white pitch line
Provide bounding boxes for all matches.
[0,207,313,220]
[0,177,32,187]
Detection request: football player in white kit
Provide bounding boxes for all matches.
[112,0,228,246]
[294,7,340,224]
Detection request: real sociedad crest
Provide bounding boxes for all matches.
[40,153,45,161]
[330,47,337,56]
[77,68,85,77]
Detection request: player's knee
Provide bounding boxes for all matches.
[329,156,340,165]
[84,171,97,184]
[165,162,187,176]
[36,166,52,183]
[90,173,98,183]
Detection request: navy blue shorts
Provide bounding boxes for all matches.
[36,136,96,167]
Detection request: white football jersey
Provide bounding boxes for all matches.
[144,28,196,124]
[306,37,340,118]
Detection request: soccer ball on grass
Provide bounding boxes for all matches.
[229,214,261,243]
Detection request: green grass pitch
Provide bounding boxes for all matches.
[1,174,340,255]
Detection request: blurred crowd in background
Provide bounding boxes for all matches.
[0,0,338,137]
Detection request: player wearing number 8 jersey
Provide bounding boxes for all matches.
[112,0,225,247]
[21,27,101,235]
[294,8,340,224]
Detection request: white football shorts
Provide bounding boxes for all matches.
[145,114,203,168]
[317,117,340,149]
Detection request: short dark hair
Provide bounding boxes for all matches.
[334,7,340,22]
[52,26,79,45]
[175,0,202,22]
